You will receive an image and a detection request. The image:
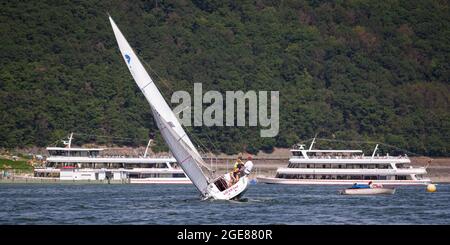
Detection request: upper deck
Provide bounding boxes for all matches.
[47,147,104,157]
[289,156,411,164]
[289,140,411,164]
[46,147,176,164]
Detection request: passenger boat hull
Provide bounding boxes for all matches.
[340,188,395,195]
[256,176,430,186]
[129,178,191,184]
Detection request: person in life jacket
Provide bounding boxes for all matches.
[230,156,244,185]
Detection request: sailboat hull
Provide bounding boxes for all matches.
[207,176,250,200]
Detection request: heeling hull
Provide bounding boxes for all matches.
[340,188,395,195]
[129,178,191,184]
[256,176,430,186]
[208,176,250,200]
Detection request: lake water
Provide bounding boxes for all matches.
[0,183,449,224]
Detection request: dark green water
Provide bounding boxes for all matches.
[0,184,448,224]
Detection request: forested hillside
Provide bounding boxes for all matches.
[0,0,448,156]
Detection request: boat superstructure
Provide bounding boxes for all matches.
[34,133,190,184]
[257,139,431,186]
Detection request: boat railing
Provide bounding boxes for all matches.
[48,155,175,159]
[290,155,409,160]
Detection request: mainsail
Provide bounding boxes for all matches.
[151,105,210,195]
[109,16,197,155]
[109,16,210,195]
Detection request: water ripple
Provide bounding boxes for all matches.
[0,183,448,224]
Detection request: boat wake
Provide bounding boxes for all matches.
[230,197,249,203]
[204,197,279,205]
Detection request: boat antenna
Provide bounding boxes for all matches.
[62,132,73,148]
[371,144,379,159]
[309,137,316,150]
[144,139,153,157]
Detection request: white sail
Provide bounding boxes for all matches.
[108,16,199,156]
[151,105,210,195]
[109,16,210,194]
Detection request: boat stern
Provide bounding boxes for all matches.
[207,175,250,200]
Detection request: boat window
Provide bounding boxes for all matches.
[128,173,139,178]
[49,150,70,156]
[349,175,362,180]
[363,176,377,180]
[292,151,302,157]
[89,151,100,157]
[214,177,228,191]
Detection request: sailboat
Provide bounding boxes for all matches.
[109,16,253,200]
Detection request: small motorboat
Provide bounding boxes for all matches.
[340,183,395,195]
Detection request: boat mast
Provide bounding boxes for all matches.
[144,139,152,158]
[309,137,316,150]
[371,144,379,159]
[63,132,73,148]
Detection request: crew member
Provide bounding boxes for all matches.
[243,155,254,176]
[230,156,244,185]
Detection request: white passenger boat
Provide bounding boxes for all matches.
[257,138,431,186]
[109,16,253,200]
[34,133,191,184]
